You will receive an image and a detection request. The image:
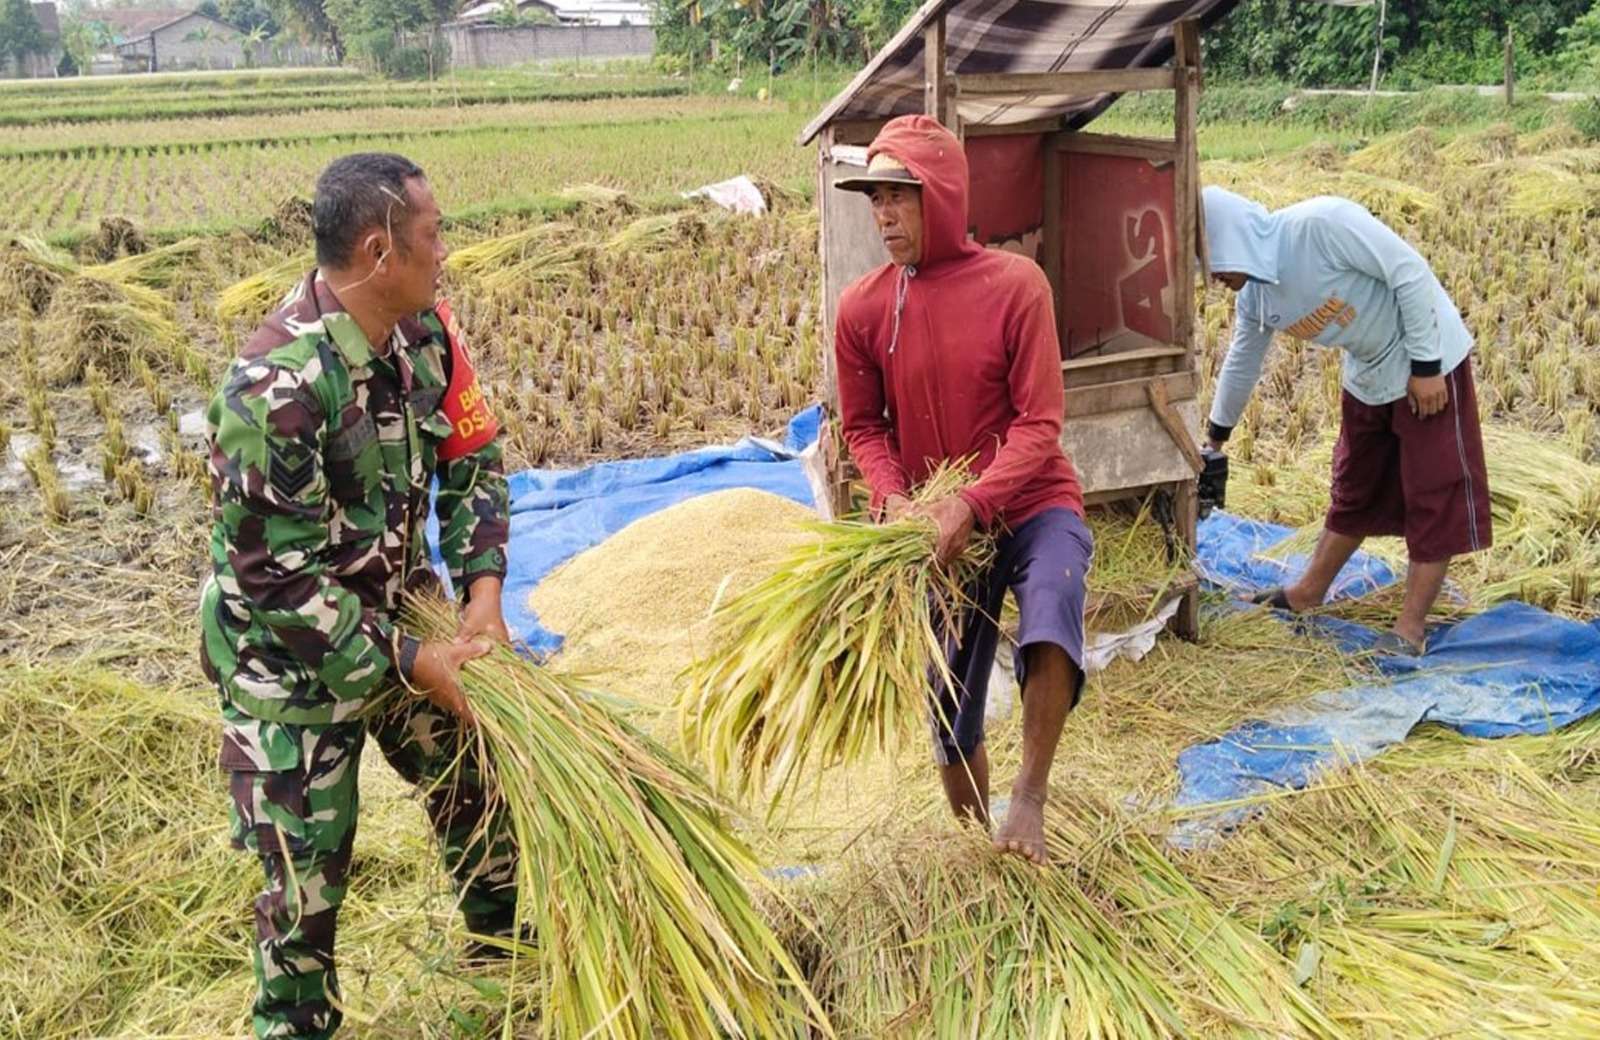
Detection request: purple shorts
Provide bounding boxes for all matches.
[931,507,1091,766]
[1326,357,1493,563]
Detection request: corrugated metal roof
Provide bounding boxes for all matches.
[800,0,1241,144]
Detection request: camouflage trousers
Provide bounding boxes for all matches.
[224,695,517,1040]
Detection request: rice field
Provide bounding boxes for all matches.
[2,68,1599,1038]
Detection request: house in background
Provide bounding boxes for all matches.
[6,2,65,77]
[553,0,653,27]
[454,0,653,26]
[99,8,247,71]
[454,0,563,24]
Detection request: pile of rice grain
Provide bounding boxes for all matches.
[531,488,819,718]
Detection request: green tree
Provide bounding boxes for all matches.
[219,0,279,35]
[263,0,343,60]
[1204,0,1593,87]
[0,0,49,72]
[57,12,110,75]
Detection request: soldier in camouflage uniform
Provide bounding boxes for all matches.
[200,153,517,1040]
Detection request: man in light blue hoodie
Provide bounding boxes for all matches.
[1202,186,1492,653]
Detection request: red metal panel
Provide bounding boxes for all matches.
[1060,153,1178,357]
[964,134,1044,261]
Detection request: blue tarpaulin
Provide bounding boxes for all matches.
[434,406,823,656]
[1171,511,1600,847]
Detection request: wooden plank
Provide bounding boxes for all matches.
[924,17,947,126]
[1173,18,1201,361]
[1146,378,1204,474]
[954,68,1176,98]
[1170,479,1201,639]
[1063,370,1196,419]
[1043,142,1063,344]
[1056,130,1176,164]
[1063,397,1201,495]
[1062,345,1189,387]
[964,116,1066,138]
[826,119,888,147]
[819,149,889,377]
[817,130,841,416]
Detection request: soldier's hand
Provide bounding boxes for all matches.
[412,638,491,725]
[457,576,511,644]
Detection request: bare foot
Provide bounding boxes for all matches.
[1392,621,1426,652]
[1283,582,1324,612]
[993,787,1049,865]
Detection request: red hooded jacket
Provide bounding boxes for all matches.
[834,115,1083,529]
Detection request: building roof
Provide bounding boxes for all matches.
[31,2,60,38]
[94,8,223,42]
[800,0,1241,144]
[455,0,560,20]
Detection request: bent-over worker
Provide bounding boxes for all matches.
[1203,186,1492,653]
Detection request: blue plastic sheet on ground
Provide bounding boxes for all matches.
[1172,513,1600,848]
[430,405,823,656]
[1196,510,1395,602]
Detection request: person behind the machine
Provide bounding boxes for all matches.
[1202,185,1491,653]
[833,115,1090,864]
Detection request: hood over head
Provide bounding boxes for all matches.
[865,115,981,269]
[1202,186,1280,285]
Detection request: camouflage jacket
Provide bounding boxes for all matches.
[200,270,509,747]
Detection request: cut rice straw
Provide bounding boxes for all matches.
[677,464,995,817]
[215,248,313,326]
[401,595,831,1040]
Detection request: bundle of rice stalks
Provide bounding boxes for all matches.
[605,210,707,253]
[42,275,204,386]
[557,182,635,212]
[1438,122,1517,165]
[81,235,203,289]
[1290,140,1348,172]
[255,193,315,243]
[478,243,594,294]
[1505,162,1600,219]
[443,220,585,280]
[1330,170,1439,220]
[1191,721,1600,1036]
[0,234,74,314]
[782,794,1338,1038]
[214,248,313,327]
[678,467,996,813]
[0,664,500,1039]
[1347,127,1439,180]
[402,596,830,1040]
[1518,122,1584,155]
[0,666,254,1039]
[84,215,149,263]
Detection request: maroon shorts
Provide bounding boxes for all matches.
[1325,357,1492,563]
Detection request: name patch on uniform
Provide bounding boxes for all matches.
[433,298,499,461]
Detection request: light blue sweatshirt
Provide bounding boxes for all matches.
[1204,187,1472,440]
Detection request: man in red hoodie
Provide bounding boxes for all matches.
[834,115,1090,864]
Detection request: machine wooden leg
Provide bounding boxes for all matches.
[1170,478,1201,640]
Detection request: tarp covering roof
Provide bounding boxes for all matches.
[800,0,1241,144]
